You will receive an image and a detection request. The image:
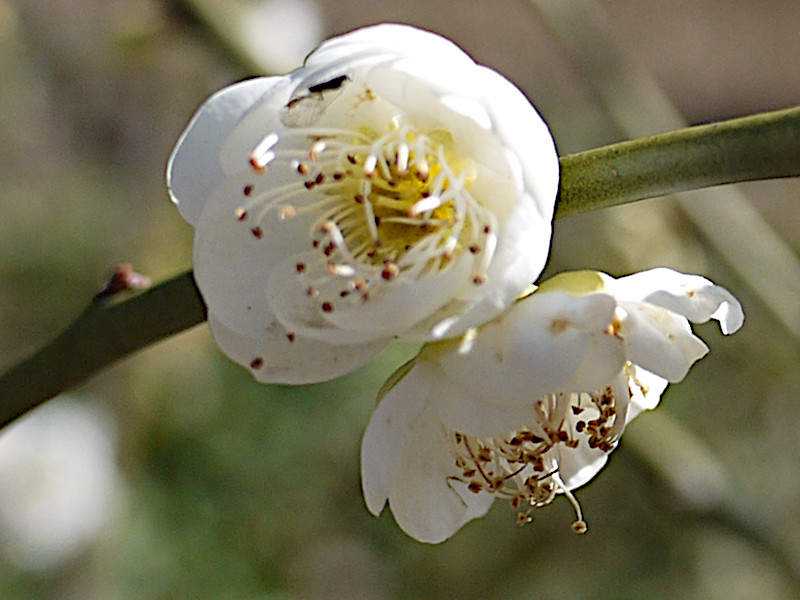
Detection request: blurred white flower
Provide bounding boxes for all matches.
[0,398,119,570]
[168,23,559,384]
[361,268,743,543]
[240,0,323,73]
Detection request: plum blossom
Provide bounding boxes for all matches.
[361,268,743,543]
[167,24,558,384]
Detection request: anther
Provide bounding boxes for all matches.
[286,333,296,342]
[251,227,263,239]
[278,205,297,220]
[308,140,327,161]
[363,154,377,176]
[296,262,306,273]
[409,194,442,217]
[249,132,278,171]
[381,262,399,281]
[415,159,430,182]
[571,520,588,535]
[395,143,409,174]
[327,263,356,277]
[321,301,333,313]
[250,357,264,369]
[243,185,254,197]
[472,273,488,285]
[234,208,248,221]
[297,162,311,175]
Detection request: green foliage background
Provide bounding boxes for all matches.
[2,0,800,598]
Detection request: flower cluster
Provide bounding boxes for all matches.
[168,23,558,384]
[168,24,744,544]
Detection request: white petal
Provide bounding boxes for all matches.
[209,314,387,384]
[471,66,559,224]
[303,24,473,77]
[361,362,434,516]
[435,191,552,336]
[428,364,537,437]
[556,371,628,490]
[438,291,626,408]
[554,444,610,492]
[218,77,295,177]
[167,77,283,224]
[626,365,669,422]
[387,405,494,543]
[610,268,744,334]
[267,251,475,344]
[192,175,310,336]
[618,301,709,382]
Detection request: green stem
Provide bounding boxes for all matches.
[0,273,206,428]
[555,105,800,218]
[1,106,799,427]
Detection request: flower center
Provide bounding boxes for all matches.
[234,114,497,307]
[449,385,623,534]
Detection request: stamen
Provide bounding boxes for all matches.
[308,140,327,161]
[363,153,378,176]
[278,205,297,220]
[249,132,279,171]
[395,143,409,174]
[409,194,443,217]
[236,116,503,323]
[448,384,622,532]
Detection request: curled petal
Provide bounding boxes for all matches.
[617,301,710,382]
[609,268,744,334]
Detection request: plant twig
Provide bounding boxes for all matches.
[0,272,205,429]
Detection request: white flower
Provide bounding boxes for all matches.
[167,24,559,384]
[361,268,743,543]
[0,398,119,570]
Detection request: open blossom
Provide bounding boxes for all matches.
[167,24,559,384]
[361,268,743,543]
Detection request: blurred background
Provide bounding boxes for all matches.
[1,0,800,598]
